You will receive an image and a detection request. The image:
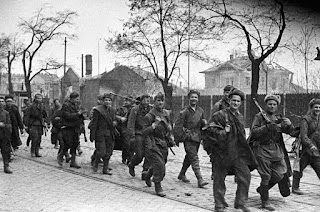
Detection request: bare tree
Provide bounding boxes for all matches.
[198,0,286,115]
[19,6,77,98]
[288,26,317,93]
[106,0,224,109]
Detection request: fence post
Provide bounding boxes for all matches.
[244,94,247,127]
[210,95,213,111]
[181,95,184,109]
[283,93,286,116]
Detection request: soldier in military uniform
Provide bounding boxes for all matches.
[142,93,175,197]
[90,93,118,175]
[209,85,234,121]
[24,93,48,157]
[0,96,13,174]
[127,94,152,179]
[251,95,293,211]
[173,90,208,188]
[58,92,86,168]
[116,95,134,165]
[209,89,256,212]
[5,95,24,151]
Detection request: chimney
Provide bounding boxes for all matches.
[115,62,120,67]
[180,81,182,88]
[137,65,141,69]
[85,54,92,77]
[230,54,234,60]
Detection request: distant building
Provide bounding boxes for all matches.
[200,55,305,95]
[80,64,187,110]
[61,68,80,100]
[0,72,60,100]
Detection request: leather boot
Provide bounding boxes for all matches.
[145,168,152,187]
[197,177,209,188]
[292,174,304,195]
[65,152,71,163]
[256,181,277,194]
[102,159,112,175]
[92,157,99,172]
[195,168,208,188]
[70,154,81,168]
[31,145,36,157]
[3,153,13,174]
[57,151,65,166]
[154,182,166,197]
[260,185,275,211]
[235,205,251,212]
[178,166,190,183]
[128,162,135,177]
[35,146,42,157]
[77,144,83,156]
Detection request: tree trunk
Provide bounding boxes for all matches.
[25,78,32,99]
[249,60,261,125]
[7,51,13,95]
[162,81,173,110]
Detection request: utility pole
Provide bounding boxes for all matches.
[81,54,84,78]
[187,0,190,93]
[64,37,67,75]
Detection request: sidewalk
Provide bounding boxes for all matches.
[0,156,210,212]
[2,122,320,212]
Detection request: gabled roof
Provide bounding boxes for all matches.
[200,56,250,74]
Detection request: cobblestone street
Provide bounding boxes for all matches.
[1,123,320,212]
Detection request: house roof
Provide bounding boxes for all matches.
[200,56,250,74]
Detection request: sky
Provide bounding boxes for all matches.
[0,0,320,90]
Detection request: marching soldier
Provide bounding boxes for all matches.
[142,92,175,197]
[127,94,152,180]
[292,98,320,195]
[0,96,13,174]
[250,95,293,211]
[209,88,256,212]
[89,94,104,166]
[207,85,234,180]
[173,89,208,188]
[24,93,48,157]
[58,92,86,168]
[209,85,234,121]
[5,95,24,151]
[89,93,118,175]
[116,95,135,165]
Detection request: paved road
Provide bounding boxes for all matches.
[1,123,320,212]
[0,156,210,212]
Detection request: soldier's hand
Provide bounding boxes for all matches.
[311,145,318,152]
[0,122,4,127]
[120,117,127,122]
[281,117,291,126]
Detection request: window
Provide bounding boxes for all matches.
[212,78,216,87]
[226,77,234,86]
[246,77,251,86]
[271,78,277,90]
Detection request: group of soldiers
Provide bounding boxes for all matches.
[1,85,320,212]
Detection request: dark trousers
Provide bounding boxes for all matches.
[181,140,201,176]
[130,135,149,171]
[10,126,22,149]
[62,128,79,155]
[256,156,286,185]
[0,137,11,165]
[29,125,43,154]
[94,134,115,161]
[51,127,61,145]
[293,152,320,179]
[145,142,168,183]
[120,130,132,161]
[212,157,251,209]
